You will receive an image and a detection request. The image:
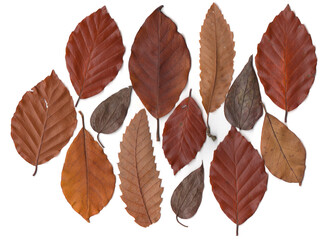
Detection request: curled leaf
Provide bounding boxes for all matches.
[11,70,77,176]
[90,86,132,147]
[224,56,263,130]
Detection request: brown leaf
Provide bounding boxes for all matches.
[66,6,125,107]
[255,5,317,122]
[224,56,263,130]
[200,3,235,140]
[261,112,306,185]
[118,109,163,227]
[129,6,191,141]
[162,90,206,174]
[61,112,116,222]
[90,86,132,147]
[210,127,268,236]
[171,163,204,227]
[11,70,77,176]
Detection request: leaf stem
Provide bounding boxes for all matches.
[176,215,188,228]
[156,118,160,142]
[236,223,239,236]
[32,165,38,176]
[206,113,217,141]
[284,110,288,123]
[75,96,81,108]
[97,133,104,148]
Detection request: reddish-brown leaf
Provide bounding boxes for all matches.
[255,5,317,122]
[163,90,206,174]
[210,127,268,236]
[129,6,191,141]
[66,6,125,107]
[61,112,115,222]
[11,71,77,176]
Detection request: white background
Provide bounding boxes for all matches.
[0,0,328,239]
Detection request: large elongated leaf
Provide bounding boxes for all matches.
[118,109,163,227]
[200,3,235,140]
[261,112,306,185]
[11,71,77,176]
[129,6,191,141]
[255,5,317,122]
[210,127,268,236]
[61,112,116,222]
[66,6,125,107]
[162,90,206,174]
[224,56,263,130]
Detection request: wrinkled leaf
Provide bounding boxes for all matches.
[163,90,206,174]
[261,112,306,185]
[210,127,268,236]
[129,6,191,141]
[118,109,163,227]
[61,112,116,222]
[224,56,263,130]
[90,86,132,147]
[255,5,317,122]
[11,70,77,176]
[200,3,235,140]
[171,163,204,227]
[66,6,125,107]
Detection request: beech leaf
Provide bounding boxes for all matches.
[90,86,132,147]
[261,111,306,185]
[255,5,317,122]
[118,109,163,227]
[66,6,125,107]
[224,56,263,130]
[61,111,116,222]
[163,90,206,174]
[210,127,268,236]
[200,3,235,140]
[11,70,77,176]
[171,163,204,227]
[129,6,191,141]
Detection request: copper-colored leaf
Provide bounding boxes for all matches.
[255,5,317,122]
[210,127,268,236]
[118,109,163,227]
[200,3,235,140]
[224,56,263,130]
[171,163,204,227]
[61,112,116,222]
[90,86,132,147]
[11,71,77,176]
[66,6,125,107]
[261,112,306,185]
[162,90,206,174]
[129,6,191,141]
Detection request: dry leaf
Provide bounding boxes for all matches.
[255,5,317,122]
[200,3,235,140]
[61,111,116,222]
[90,86,132,147]
[224,56,263,130]
[171,163,204,227]
[11,70,77,176]
[210,127,268,236]
[261,111,306,185]
[66,6,125,107]
[162,90,206,174]
[129,6,191,141]
[118,109,163,227]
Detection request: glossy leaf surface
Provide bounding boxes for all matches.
[118,109,163,227]
[171,163,204,227]
[200,3,235,139]
[224,56,263,130]
[61,112,115,222]
[90,86,132,147]
[11,71,77,176]
[129,6,191,141]
[261,112,306,185]
[163,90,206,174]
[255,5,317,122]
[210,127,268,235]
[66,6,125,106]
